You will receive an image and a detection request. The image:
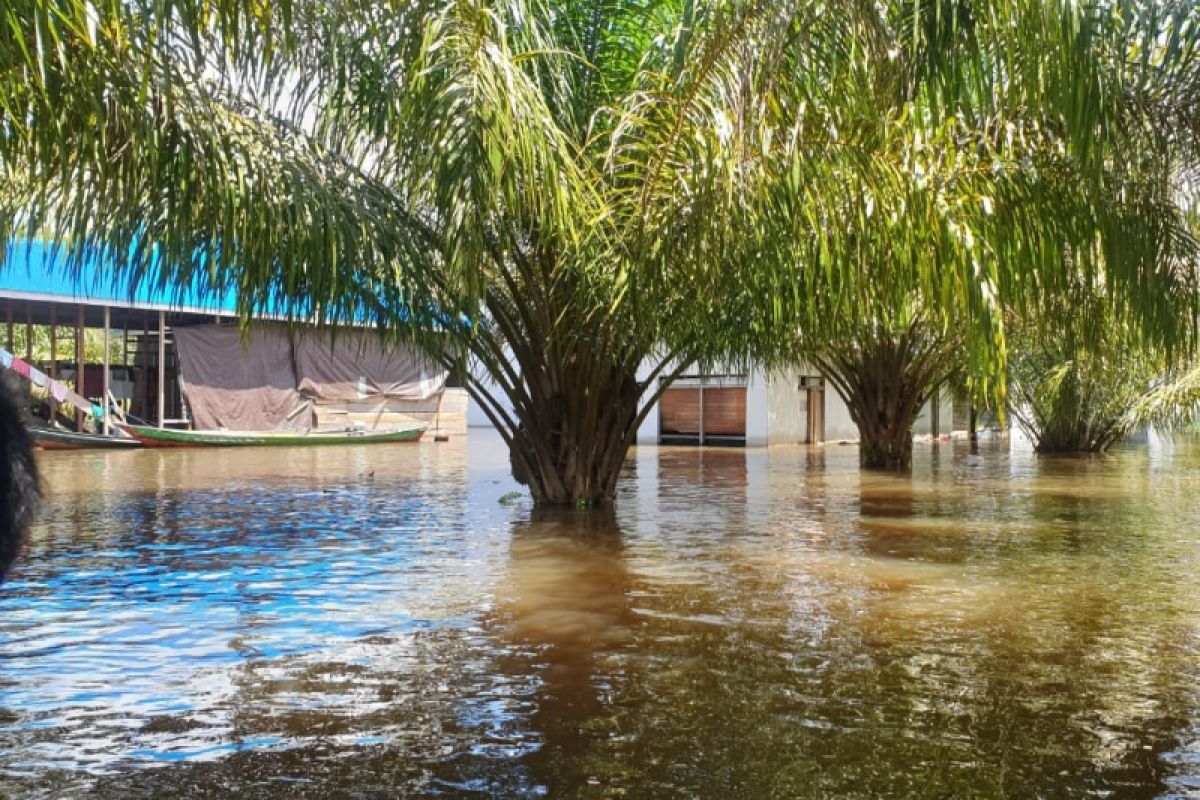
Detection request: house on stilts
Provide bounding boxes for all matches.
[0,240,467,437]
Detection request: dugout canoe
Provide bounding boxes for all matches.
[117,423,426,448]
[31,426,142,450]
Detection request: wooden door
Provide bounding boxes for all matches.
[659,383,747,444]
[806,386,825,444]
[701,387,746,438]
[660,387,701,437]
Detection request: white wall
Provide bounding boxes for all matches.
[466,355,956,447]
[911,386,956,437]
[766,367,807,445]
[635,360,850,446]
[634,358,661,444]
[745,368,770,446]
[823,389,858,442]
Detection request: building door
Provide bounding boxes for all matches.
[659,378,747,445]
[660,386,702,442]
[802,377,825,444]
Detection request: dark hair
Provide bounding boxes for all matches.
[0,374,39,579]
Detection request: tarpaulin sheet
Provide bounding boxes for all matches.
[293,331,446,402]
[173,325,310,431]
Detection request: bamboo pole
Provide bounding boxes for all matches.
[4,300,11,351]
[24,309,31,361]
[102,306,111,435]
[157,311,166,428]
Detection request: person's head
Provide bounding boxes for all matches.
[0,373,39,579]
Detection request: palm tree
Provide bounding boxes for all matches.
[768,1,1200,470]
[1008,278,1200,453]
[3,1,1199,497]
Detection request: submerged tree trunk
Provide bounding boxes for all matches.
[506,365,643,508]
[812,320,960,473]
[457,273,668,508]
[1009,367,1131,454]
[856,409,917,470]
[450,237,692,509]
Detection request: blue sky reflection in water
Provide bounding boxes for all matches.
[2,432,1200,797]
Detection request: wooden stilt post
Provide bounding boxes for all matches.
[141,315,149,420]
[48,306,59,424]
[24,309,31,361]
[157,311,166,428]
[49,305,57,379]
[76,305,85,432]
[102,306,111,435]
[433,391,449,442]
[5,300,11,352]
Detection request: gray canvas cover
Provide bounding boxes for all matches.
[293,331,446,402]
[172,325,311,431]
[172,324,445,431]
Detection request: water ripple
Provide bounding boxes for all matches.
[0,435,1199,797]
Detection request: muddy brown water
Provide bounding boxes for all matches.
[2,431,1200,798]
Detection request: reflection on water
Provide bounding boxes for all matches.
[3,433,1200,797]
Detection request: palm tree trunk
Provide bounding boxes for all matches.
[503,362,642,508]
[857,413,916,470]
[846,361,922,471]
[813,321,958,473]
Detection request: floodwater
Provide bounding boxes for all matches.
[2,431,1200,798]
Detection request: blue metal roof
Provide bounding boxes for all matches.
[0,239,238,314]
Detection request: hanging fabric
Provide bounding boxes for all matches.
[0,346,100,418]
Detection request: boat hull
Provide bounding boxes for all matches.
[31,427,142,450]
[117,424,426,448]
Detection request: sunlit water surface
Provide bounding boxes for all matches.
[3,431,1200,798]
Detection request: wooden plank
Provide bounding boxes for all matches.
[318,411,426,427]
[311,397,448,413]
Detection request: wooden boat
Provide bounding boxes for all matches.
[117,423,426,448]
[31,426,142,450]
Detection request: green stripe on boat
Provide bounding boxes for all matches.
[118,424,426,447]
